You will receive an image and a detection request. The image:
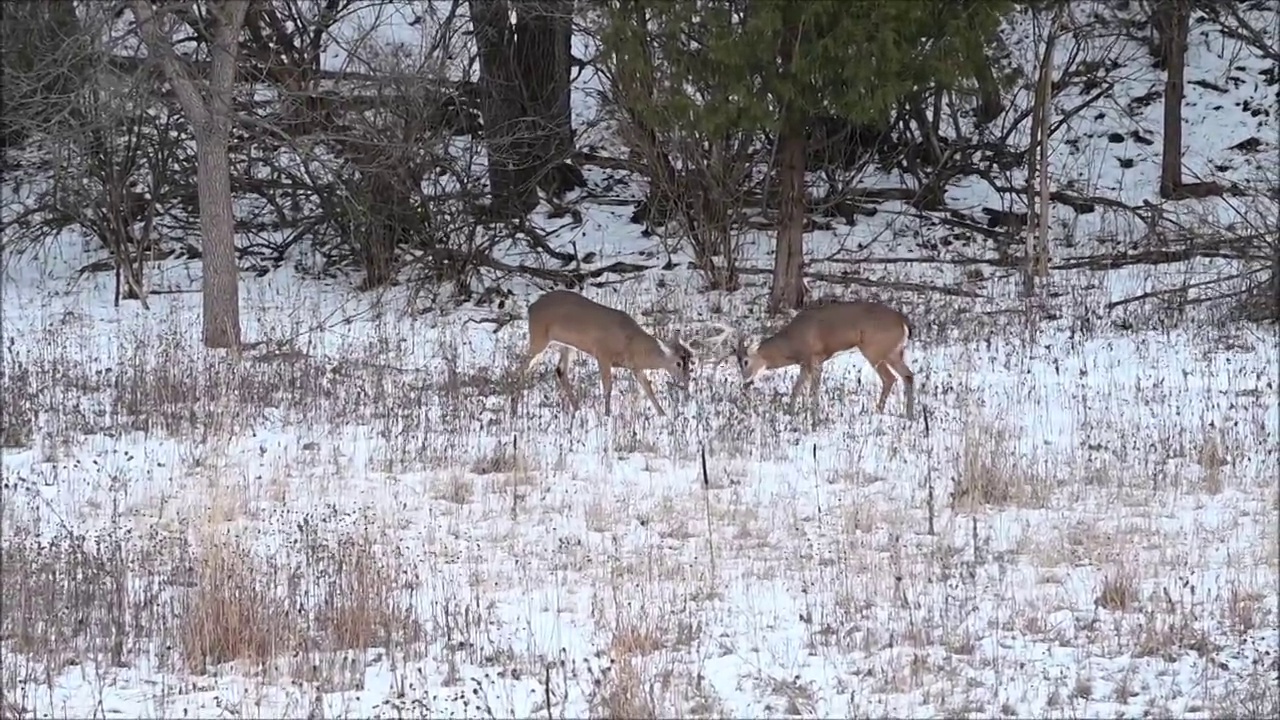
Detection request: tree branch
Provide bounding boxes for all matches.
[130,0,209,124]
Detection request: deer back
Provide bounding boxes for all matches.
[764,301,910,364]
[529,291,665,366]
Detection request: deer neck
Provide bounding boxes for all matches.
[635,335,673,369]
[755,336,794,369]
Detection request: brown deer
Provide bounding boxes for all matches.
[717,300,916,418]
[525,290,695,416]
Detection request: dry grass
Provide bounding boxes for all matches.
[1094,566,1140,611]
[176,521,420,679]
[1,281,1276,718]
[0,511,424,691]
[951,411,1054,510]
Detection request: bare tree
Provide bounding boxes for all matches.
[1151,0,1223,200]
[0,1,196,304]
[131,0,249,349]
[0,2,87,154]
[1023,3,1064,298]
[1108,167,1278,322]
[590,1,757,292]
[1201,1,1280,65]
[1154,0,1190,199]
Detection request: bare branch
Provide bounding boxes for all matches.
[130,0,209,123]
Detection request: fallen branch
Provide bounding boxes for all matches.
[736,266,982,297]
[823,255,999,267]
[1105,270,1250,310]
[1053,246,1259,271]
[512,217,578,265]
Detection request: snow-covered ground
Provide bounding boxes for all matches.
[2,3,1277,719]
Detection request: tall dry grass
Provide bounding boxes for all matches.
[1,285,1276,718]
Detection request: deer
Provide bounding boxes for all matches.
[715,299,916,419]
[524,290,696,417]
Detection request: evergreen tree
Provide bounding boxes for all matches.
[601,0,1009,311]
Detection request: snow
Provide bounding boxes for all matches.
[3,2,1278,719]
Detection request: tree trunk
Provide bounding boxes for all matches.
[194,123,241,348]
[200,1,247,348]
[515,0,573,161]
[1024,4,1059,298]
[132,0,247,348]
[1158,0,1190,199]
[769,110,808,314]
[768,7,807,314]
[470,0,536,217]
[470,0,573,218]
[514,0,577,199]
[974,53,1005,126]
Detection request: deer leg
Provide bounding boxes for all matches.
[555,348,580,412]
[597,360,616,416]
[872,362,898,414]
[807,362,824,415]
[787,365,811,412]
[888,352,916,420]
[520,339,549,412]
[634,370,667,417]
[524,342,548,374]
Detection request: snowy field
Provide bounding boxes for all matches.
[2,2,1278,719]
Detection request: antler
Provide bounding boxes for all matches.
[705,322,735,346]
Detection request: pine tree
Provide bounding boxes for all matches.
[601,0,1008,311]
